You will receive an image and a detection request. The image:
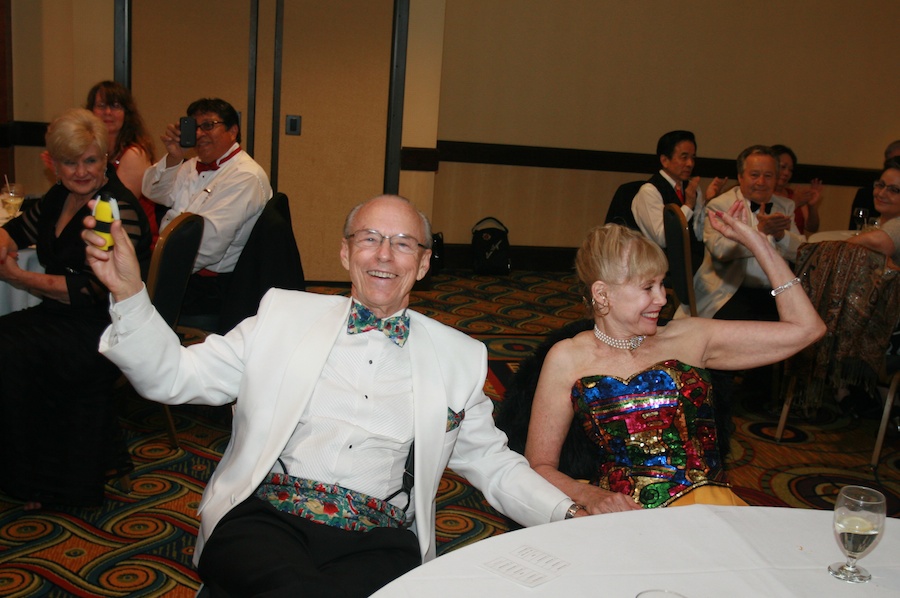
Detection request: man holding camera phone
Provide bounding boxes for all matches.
[142,98,272,321]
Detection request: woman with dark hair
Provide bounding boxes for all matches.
[771,143,823,235]
[849,159,900,263]
[0,108,151,509]
[86,80,160,244]
[523,204,824,513]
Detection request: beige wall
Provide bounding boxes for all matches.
[131,0,253,169]
[10,0,113,195]
[433,0,899,245]
[10,0,396,281]
[274,2,393,281]
[398,0,446,218]
[9,1,895,274]
[132,0,395,281]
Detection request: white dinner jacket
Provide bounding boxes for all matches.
[101,290,568,565]
[688,187,805,318]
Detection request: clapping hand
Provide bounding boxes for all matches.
[705,176,728,201]
[796,178,823,208]
[708,198,763,245]
[684,176,700,209]
[0,229,22,286]
[756,211,793,239]
[0,247,22,286]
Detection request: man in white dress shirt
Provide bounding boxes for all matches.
[83,195,592,597]
[632,130,727,275]
[142,98,272,318]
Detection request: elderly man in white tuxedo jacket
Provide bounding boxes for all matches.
[83,195,583,598]
[689,145,806,321]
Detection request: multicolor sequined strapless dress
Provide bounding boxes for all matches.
[571,359,732,508]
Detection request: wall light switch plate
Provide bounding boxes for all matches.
[286,115,301,136]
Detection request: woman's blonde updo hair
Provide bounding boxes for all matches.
[575,223,668,315]
[45,108,108,163]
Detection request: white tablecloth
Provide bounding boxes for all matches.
[0,248,43,315]
[373,505,900,598]
[808,230,856,242]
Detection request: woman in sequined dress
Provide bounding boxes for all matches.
[524,201,825,513]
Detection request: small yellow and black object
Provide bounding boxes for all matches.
[91,192,120,251]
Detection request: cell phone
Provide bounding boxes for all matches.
[179,117,197,148]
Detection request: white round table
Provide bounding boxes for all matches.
[808,230,856,242]
[0,247,43,315]
[373,505,900,598]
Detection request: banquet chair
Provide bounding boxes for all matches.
[774,242,900,465]
[495,319,599,480]
[604,180,645,230]
[662,203,698,316]
[179,192,305,338]
[873,370,900,469]
[136,212,205,447]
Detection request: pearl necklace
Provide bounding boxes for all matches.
[593,325,645,351]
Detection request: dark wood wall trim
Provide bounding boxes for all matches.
[113,0,131,87]
[1,0,12,176]
[267,0,283,188]
[400,147,439,171]
[437,140,659,174]
[439,242,576,272]
[383,0,410,194]
[401,140,880,188]
[0,121,48,148]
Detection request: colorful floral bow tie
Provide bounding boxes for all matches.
[347,301,410,347]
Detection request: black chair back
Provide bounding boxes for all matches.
[663,203,697,317]
[146,212,205,329]
[495,319,598,480]
[217,192,305,334]
[604,180,645,230]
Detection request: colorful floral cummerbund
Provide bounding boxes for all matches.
[254,473,407,532]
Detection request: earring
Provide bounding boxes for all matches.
[593,293,609,317]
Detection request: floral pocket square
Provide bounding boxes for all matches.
[446,407,465,432]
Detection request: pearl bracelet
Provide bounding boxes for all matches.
[771,276,801,297]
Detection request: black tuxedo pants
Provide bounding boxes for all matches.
[198,496,421,597]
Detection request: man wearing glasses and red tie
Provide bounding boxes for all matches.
[84,195,600,598]
[142,98,272,320]
[632,130,728,275]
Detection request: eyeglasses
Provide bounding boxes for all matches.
[94,102,124,112]
[345,229,426,254]
[196,121,225,132]
[874,180,900,196]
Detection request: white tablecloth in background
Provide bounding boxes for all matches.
[373,505,900,598]
[808,230,856,242]
[0,248,43,315]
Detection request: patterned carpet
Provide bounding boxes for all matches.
[1,269,898,597]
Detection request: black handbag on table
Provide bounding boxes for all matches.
[471,217,511,275]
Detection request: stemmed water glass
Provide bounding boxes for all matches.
[828,485,885,583]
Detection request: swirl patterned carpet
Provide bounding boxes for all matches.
[1,269,898,597]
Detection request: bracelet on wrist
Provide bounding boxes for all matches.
[771,276,801,297]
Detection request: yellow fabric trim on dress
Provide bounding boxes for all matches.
[669,484,747,507]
